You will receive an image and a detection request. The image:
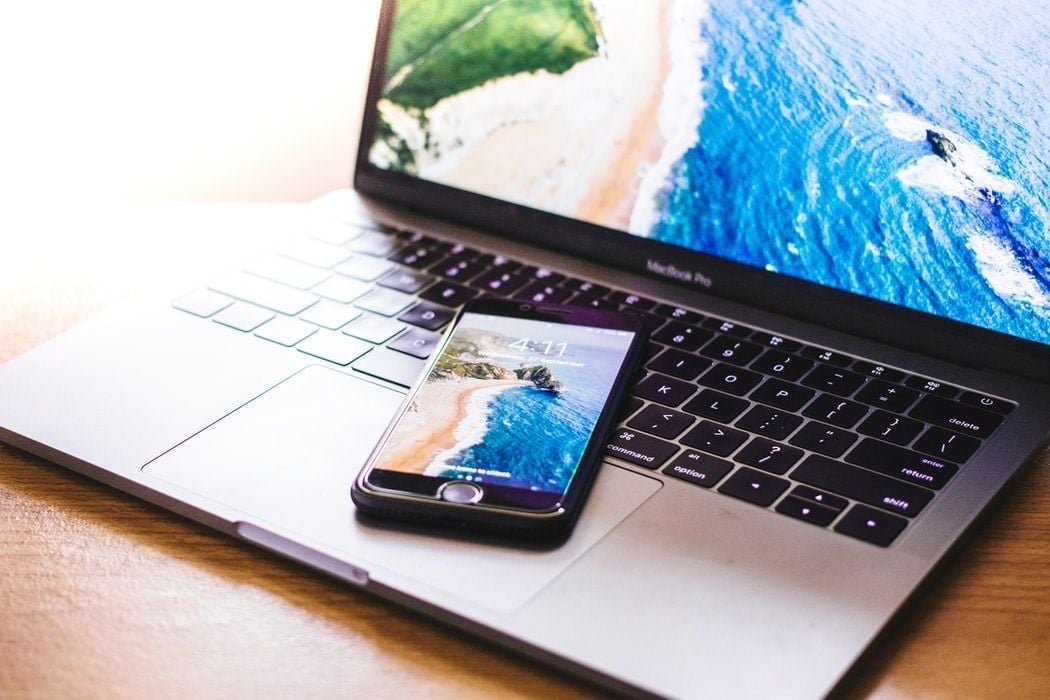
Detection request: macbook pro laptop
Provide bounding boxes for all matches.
[2,1,1048,697]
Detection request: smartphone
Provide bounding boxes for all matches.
[352,298,647,542]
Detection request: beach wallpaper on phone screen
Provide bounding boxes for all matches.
[370,0,1049,345]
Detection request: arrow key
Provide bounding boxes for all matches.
[775,495,838,527]
[717,467,790,507]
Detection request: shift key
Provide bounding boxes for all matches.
[791,454,934,518]
[605,428,678,469]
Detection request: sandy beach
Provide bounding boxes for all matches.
[373,378,528,477]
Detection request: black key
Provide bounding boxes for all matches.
[790,485,848,511]
[633,373,696,407]
[663,451,733,488]
[648,348,712,381]
[652,322,714,351]
[681,420,749,457]
[750,332,802,353]
[834,504,908,547]
[619,396,644,420]
[654,304,703,324]
[605,428,679,469]
[636,312,667,335]
[564,278,611,296]
[735,437,804,475]
[750,378,816,411]
[471,269,527,295]
[802,394,869,428]
[857,410,923,445]
[377,268,434,294]
[520,265,566,285]
[735,405,803,441]
[568,293,617,310]
[475,253,522,271]
[851,361,906,383]
[609,291,657,310]
[775,496,838,527]
[387,328,442,359]
[854,380,920,413]
[904,375,958,398]
[420,281,478,308]
[352,347,425,388]
[701,317,753,338]
[845,438,958,490]
[394,229,437,246]
[698,363,763,396]
[718,467,790,507]
[398,302,455,331]
[627,405,695,440]
[909,395,1002,438]
[389,245,441,269]
[435,242,478,260]
[350,231,401,256]
[750,350,814,381]
[801,346,853,367]
[514,282,572,304]
[789,421,858,458]
[430,257,486,282]
[700,336,763,366]
[959,391,1015,415]
[682,389,749,423]
[791,454,934,518]
[802,365,866,396]
[913,427,981,464]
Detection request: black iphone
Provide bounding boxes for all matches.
[352,298,648,543]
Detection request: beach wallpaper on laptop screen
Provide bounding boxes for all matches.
[373,312,635,494]
[369,0,1049,345]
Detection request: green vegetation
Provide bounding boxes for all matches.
[373,0,602,172]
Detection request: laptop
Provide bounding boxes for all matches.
[2,1,1048,696]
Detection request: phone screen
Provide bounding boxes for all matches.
[367,310,638,510]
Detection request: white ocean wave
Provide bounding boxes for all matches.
[424,383,520,477]
[966,231,1050,311]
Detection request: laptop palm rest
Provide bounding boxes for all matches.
[143,365,661,613]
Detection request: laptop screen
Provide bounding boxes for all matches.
[363,1,1049,351]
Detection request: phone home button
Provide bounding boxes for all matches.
[438,481,484,504]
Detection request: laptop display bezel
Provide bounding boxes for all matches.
[353,0,1049,384]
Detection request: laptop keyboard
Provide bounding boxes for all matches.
[173,219,1016,547]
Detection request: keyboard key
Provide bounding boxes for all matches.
[801,346,853,367]
[565,278,610,296]
[850,361,906,383]
[350,231,402,257]
[682,389,749,423]
[609,291,657,310]
[627,405,695,439]
[681,421,749,457]
[514,282,572,304]
[909,395,1003,438]
[700,336,763,366]
[619,396,644,420]
[243,253,330,290]
[297,331,372,366]
[277,238,351,268]
[568,293,617,310]
[775,496,838,527]
[212,302,275,332]
[605,428,679,469]
[437,242,478,260]
[654,305,703,324]
[791,454,934,518]
[735,437,804,475]
[520,265,566,284]
[802,365,866,396]
[634,373,696,406]
[398,302,455,331]
[430,257,485,282]
[299,299,361,330]
[735,405,803,441]
[652,322,713,351]
[343,313,405,344]
[663,451,733,488]
[352,347,425,388]
[389,245,441,269]
[750,378,815,411]
[789,422,858,458]
[335,255,395,281]
[834,504,908,547]
[378,268,434,294]
[420,281,478,308]
[388,328,442,359]
[254,316,318,347]
[475,253,521,271]
[904,375,958,398]
[354,288,416,316]
[959,391,1015,415]
[857,410,923,445]
[802,394,869,428]
[749,332,802,353]
[209,271,318,316]
[647,348,712,380]
[845,438,958,490]
[790,485,848,511]
[306,219,365,246]
[172,289,233,318]
[855,380,920,413]
[701,317,753,338]
[717,467,790,507]
[912,427,981,464]
[698,363,763,396]
[312,275,372,304]
[750,350,814,381]
[471,269,527,295]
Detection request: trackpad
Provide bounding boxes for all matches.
[143,365,661,613]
